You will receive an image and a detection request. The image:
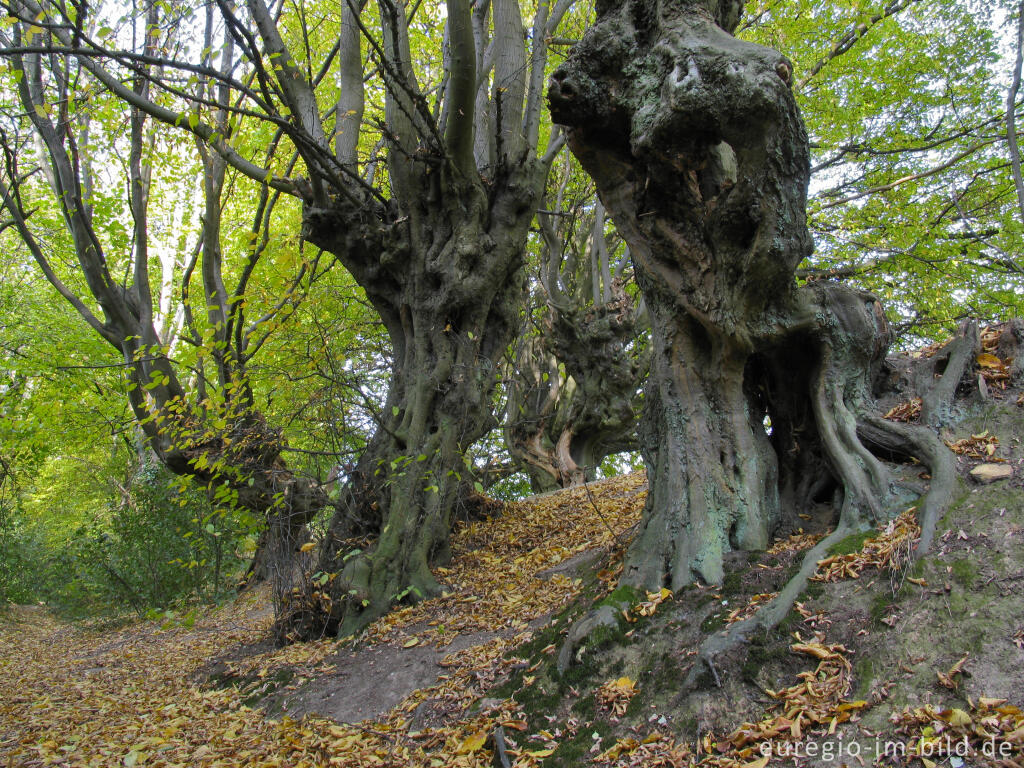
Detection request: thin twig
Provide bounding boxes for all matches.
[582,475,624,551]
[493,725,512,768]
[55,356,174,371]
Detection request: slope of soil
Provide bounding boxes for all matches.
[480,400,1024,768]
[3,402,1024,768]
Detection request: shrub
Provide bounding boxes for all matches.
[36,462,251,617]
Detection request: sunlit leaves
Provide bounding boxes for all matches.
[742,0,1019,340]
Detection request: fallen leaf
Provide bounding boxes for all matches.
[458,730,488,753]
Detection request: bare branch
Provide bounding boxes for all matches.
[1007,0,1024,225]
[445,0,476,174]
[491,0,526,163]
[796,0,920,90]
[813,140,997,211]
[336,0,365,167]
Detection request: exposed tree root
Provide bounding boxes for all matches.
[556,603,624,675]
[857,414,956,558]
[884,319,982,428]
[680,522,855,690]
[542,0,973,698]
[555,296,964,686]
[920,320,980,427]
[678,412,956,692]
[492,725,513,768]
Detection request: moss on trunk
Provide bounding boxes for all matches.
[548,0,954,600]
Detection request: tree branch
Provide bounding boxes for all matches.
[1007,0,1024,225]
[444,0,476,175]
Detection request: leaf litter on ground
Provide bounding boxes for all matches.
[1,472,647,767]
[3,471,1020,768]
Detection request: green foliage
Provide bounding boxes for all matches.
[742,0,1020,339]
[0,461,34,605]
[25,462,250,618]
[486,472,535,501]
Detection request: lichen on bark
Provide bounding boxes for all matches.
[548,0,955,602]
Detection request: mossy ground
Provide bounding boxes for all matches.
[483,538,816,763]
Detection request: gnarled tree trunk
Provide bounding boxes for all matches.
[283,166,547,640]
[549,0,951,595]
[505,175,648,493]
[506,288,646,493]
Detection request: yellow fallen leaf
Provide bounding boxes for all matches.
[791,642,834,660]
[458,730,488,753]
[402,637,420,648]
[837,700,868,711]
[977,353,1003,369]
[743,756,769,768]
[947,708,972,727]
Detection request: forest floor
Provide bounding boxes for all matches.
[3,404,1024,767]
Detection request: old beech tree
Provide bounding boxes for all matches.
[548,0,967,669]
[505,170,647,492]
[1,0,572,638]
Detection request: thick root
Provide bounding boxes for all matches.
[272,544,445,644]
[679,410,956,691]
[556,603,625,675]
[857,413,956,558]
[920,320,979,426]
[681,523,855,690]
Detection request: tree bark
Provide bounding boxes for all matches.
[548,0,952,596]
[505,293,645,493]
[626,319,779,587]
[281,166,546,640]
[549,0,813,587]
